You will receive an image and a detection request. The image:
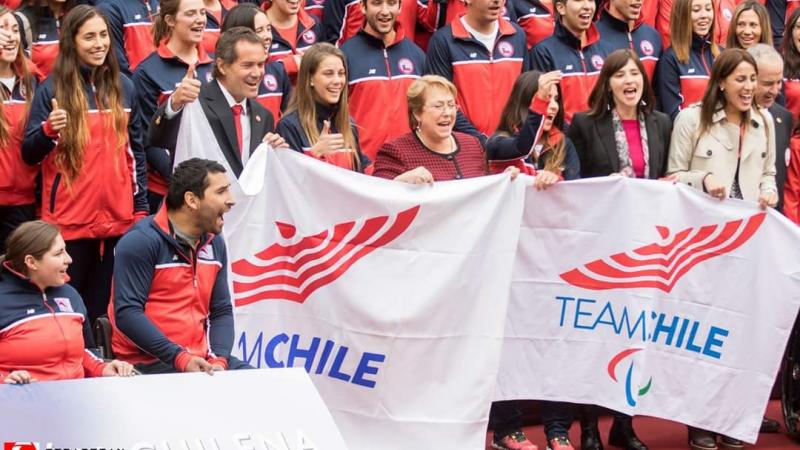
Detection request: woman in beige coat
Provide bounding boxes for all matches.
[668,48,778,210]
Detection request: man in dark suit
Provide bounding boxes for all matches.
[149,27,287,178]
[748,43,792,434]
[749,44,793,214]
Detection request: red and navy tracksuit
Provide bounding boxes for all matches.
[514,0,555,49]
[767,0,800,45]
[109,206,248,373]
[22,69,148,323]
[530,21,612,124]
[255,0,327,21]
[267,8,323,78]
[133,42,215,212]
[0,75,37,253]
[97,0,159,76]
[595,8,662,81]
[656,35,715,120]
[0,262,107,382]
[202,5,230,56]
[342,26,425,161]
[425,15,527,138]
[276,102,371,171]
[16,5,62,80]
[423,0,517,33]
[322,0,426,46]
[257,61,293,121]
[785,75,800,120]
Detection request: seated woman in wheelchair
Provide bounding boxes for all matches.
[0,220,134,384]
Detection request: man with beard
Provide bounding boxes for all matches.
[108,158,252,374]
[340,0,426,161]
[149,27,287,179]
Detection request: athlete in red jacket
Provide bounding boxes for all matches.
[0,221,134,384]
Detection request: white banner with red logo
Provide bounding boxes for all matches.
[495,177,800,442]
[174,104,526,450]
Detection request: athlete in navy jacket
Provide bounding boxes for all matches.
[97,0,159,75]
[594,0,662,80]
[110,159,251,374]
[530,0,613,124]
[425,0,528,139]
[341,0,426,161]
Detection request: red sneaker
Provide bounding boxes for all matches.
[547,436,575,450]
[492,430,538,450]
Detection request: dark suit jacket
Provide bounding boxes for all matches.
[567,110,673,179]
[769,103,793,212]
[149,79,275,177]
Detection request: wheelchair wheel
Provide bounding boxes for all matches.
[782,313,800,437]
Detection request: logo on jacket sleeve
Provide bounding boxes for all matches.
[53,297,73,313]
[231,206,421,306]
[397,58,415,74]
[559,213,766,293]
[497,41,514,58]
[722,7,733,20]
[263,74,278,91]
[301,30,317,45]
[591,55,605,70]
[640,40,654,57]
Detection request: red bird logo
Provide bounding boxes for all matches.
[231,206,420,306]
[560,212,766,293]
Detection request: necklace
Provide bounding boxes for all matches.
[416,130,455,154]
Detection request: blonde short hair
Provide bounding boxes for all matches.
[407,75,458,130]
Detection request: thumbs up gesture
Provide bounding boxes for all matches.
[310,120,346,158]
[170,63,202,111]
[47,98,67,132]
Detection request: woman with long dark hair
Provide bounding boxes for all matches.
[276,43,368,172]
[134,0,214,212]
[0,6,37,253]
[0,220,134,384]
[725,0,772,50]
[487,70,579,185]
[15,0,83,80]
[782,8,800,119]
[222,3,291,120]
[22,5,148,326]
[657,0,721,120]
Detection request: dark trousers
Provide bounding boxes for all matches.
[136,356,254,374]
[490,401,524,440]
[66,236,120,326]
[0,204,36,253]
[581,404,632,427]
[490,400,576,441]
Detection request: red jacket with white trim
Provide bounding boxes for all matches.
[514,0,555,49]
[256,61,293,121]
[425,15,528,136]
[530,21,613,124]
[0,75,37,207]
[342,26,425,161]
[109,206,234,371]
[785,134,800,225]
[322,0,425,46]
[266,8,323,78]
[16,5,61,81]
[656,35,716,120]
[22,70,149,241]
[97,0,159,76]
[0,262,106,382]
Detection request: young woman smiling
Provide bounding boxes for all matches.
[22,5,148,326]
[725,1,772,50]
[276,43,368,172]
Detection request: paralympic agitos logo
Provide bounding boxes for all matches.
[231,206,420,306]
[608,348,652,407]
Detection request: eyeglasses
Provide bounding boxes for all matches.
[424,102,458,113]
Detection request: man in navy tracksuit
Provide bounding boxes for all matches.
[594,0,662,80]
[110,159,251,374]
[341,0,426,161]
[424,0,528,141]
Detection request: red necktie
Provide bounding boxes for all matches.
[231,104,243,156]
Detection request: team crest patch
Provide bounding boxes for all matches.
[497,41,514,57]
[263,74,278,91]
[301,30,317,44]
[723,8,733,20]
[640,40,654,56]
[198,244,214,260]
[53,297,73,313]
[398,58,414,74]
[591,55,604,70]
